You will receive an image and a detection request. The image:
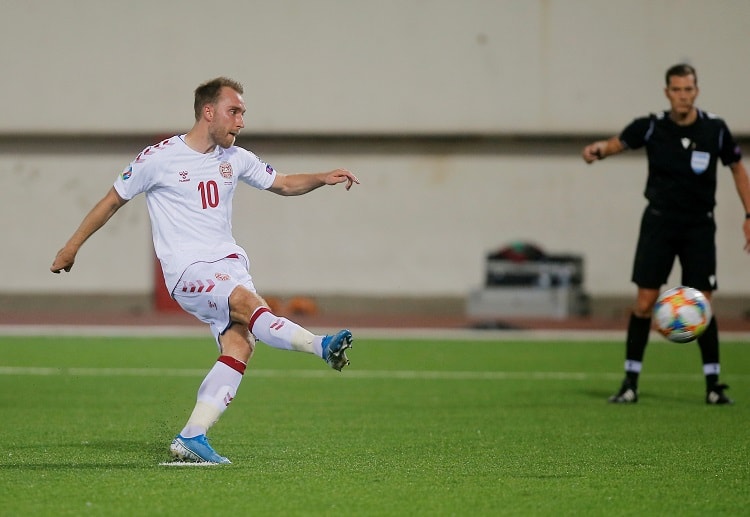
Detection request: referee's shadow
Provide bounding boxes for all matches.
[581,387,700,405]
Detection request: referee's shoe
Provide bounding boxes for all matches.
[608,378,638,403]
[706,383,733,405]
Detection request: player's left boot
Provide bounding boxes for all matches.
[706,383,733,405]
[321,329,353,371]
[169,434,231,464]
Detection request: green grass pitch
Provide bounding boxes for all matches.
[1,333,748,516]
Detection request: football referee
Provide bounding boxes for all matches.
[582,63,750,405]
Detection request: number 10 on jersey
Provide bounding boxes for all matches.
[198,181,219,208]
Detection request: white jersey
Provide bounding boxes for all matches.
[113,135,277,294]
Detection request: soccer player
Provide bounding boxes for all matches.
[51,77,360,463]
[582,63,750,405]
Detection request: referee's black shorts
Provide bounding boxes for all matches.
[631,206,717,292]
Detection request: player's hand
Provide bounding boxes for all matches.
[744,219,750,253]
[51,247,76,273]
[325,168,360,190]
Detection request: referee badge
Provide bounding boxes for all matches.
[690,151,710,174]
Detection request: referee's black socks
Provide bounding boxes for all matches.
[624,314,651,385]
[626,313,651,362]
[698,317,720,389]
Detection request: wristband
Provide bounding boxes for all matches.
[746,213,750,219]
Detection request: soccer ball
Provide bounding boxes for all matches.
[653,286,712,343]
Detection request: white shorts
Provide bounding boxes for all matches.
[172,255,256,349]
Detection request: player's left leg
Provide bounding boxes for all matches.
[169,256,354,464]
[169,325,252,464]
[168,259,258,463]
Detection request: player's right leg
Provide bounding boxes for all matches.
[230,287,354,371]
[320,329,353,371]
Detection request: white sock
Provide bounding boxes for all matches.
[624,360,642,373]
[249,307,323,357]
[703,363,720,376]
[180,356,245,438]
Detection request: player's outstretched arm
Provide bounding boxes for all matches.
[582,136,625,164]
[51,187,128,273]
[268,168,360,196]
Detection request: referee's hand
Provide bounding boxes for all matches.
[582,143,605,164]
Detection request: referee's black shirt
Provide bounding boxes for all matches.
[620,109,742,216]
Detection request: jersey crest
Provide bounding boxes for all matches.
[219,162,233,179]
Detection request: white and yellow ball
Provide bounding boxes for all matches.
[653,286,712,343]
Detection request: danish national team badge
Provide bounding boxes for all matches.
[219,162,233,179]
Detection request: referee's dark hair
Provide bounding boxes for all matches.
[665,63,697,85]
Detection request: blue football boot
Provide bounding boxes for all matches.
[321,329,353,371]
[169,434,231,464]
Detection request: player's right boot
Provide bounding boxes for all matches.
[608,378,638,403]
[169,434,231,464]
[321,329,353,371]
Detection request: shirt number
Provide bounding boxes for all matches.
[198,181,219,209]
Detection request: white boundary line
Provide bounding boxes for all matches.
[1,365,747,382]
[0,325,208,338]
[0,324,748,342]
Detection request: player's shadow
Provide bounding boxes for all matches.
[0,439,167,469]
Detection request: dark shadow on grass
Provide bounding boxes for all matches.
[511,473,586,479]
[582,388,617,401]
[0,463,156,470]
[0,439,170,469]
[8,439,159,452]
[581,388,702,405]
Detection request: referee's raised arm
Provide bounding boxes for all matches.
[581,136,624,164]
